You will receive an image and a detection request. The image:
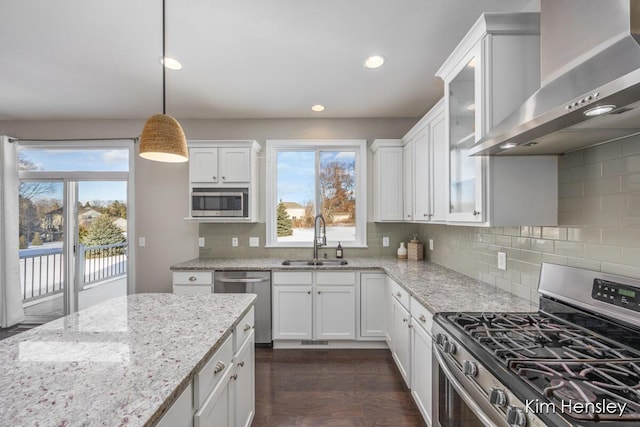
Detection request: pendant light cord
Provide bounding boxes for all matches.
[162,0,166,115]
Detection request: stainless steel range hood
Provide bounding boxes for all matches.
[470,0,640,156]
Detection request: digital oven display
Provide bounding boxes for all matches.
[592,278,640,312]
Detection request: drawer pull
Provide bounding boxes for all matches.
[243,324,251,332]
[419,314,426,322]
[213,176,217,180]
[403,318,408,323]
[188,276,197,282]
[231,374,238,381]
[396,292,402,298]
[213,361,225,374]
[237,361,245,367]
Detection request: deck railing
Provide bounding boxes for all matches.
[19,242,128,302]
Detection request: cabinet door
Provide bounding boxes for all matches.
[219,148,250,183]
[195,369,232,427]
[412,131,430,221]
[272,285,312,339]
[373,146,404,221]
[429,109,448,222]
[391,297,411,387]
[446,44,484,223]
[190,148,219,183]
[157,383,193,427]
[315,286,355,340]
[384,277,393,345]
[403,142,414,222]
[411,322,433,426]
[234,330,255,427]
[360,274,385,338]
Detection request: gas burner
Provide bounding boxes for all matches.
[548,378,598,403]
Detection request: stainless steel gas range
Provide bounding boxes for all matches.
[432,263,640,427]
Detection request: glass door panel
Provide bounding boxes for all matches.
[19,181,65,320]
[76,181,128,311]
[449,57,477,215]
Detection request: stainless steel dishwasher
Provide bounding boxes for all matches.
[213,271,271,346]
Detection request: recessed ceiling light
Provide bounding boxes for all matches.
[500,142,518,149]
[160,56,183,70]
[312,104,325,112]
[364,55,385,69]
[584,104,616,116]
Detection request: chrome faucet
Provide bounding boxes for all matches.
[313,214,326,260]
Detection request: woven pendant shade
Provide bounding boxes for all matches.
[139,113,188,163]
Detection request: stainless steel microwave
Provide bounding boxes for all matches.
[191,188,248,217]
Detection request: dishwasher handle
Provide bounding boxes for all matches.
[216,277,269,283]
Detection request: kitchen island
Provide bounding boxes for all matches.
[0,293,256,426]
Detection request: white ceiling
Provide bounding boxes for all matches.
[0,0,533,121]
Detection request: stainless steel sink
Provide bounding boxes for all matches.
[281,259,348,266]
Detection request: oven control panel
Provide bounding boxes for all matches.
[592,278,640,312]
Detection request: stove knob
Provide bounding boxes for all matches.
[506,406,527,427]
[443,340,456,354]
[489,387,507,407]
[435,333,446,347]
[463,360,478,377]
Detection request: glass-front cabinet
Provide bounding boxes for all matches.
[446,45,483,222]
[437,12,544,225]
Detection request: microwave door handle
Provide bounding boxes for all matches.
[433,346,499,427]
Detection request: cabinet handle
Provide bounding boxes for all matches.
[307,291,311,294]
[237,361,245,367]
[419,314,426,322]
[222,176,226,180]
[213,176,217,180]
[213,361,225,374]
[403,318,408,323]
[243,324,251,332]
[231,374,238,381]
[407,214,411,218]
[318,291,321,294]
[188,276,197,282]
[396,292,402,298]
[423,213,428,217]
[408,324,413,329]
[473,210,481,216]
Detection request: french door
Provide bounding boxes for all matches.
[17,141,134,322]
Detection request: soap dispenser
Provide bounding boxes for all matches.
[336,242,343,259]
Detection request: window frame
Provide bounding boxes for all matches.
[265,139,367,248]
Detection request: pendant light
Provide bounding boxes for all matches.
[139,0,188,163]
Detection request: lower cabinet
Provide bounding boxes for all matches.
[272,271,356,341]
[360,273,386,338]
[391,297,412,387]
[411,297,434,426]
[232,329,255,427]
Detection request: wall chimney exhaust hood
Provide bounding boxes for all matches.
[470,0,640,156]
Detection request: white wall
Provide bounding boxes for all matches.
[0,117,417,293]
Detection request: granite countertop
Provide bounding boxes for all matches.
[0,293,256,427]
[171,257,537,313]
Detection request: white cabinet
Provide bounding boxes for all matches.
[157,383,194,427]
[370,140,404,222]
[272,271,356,342]
[410,297,434,426]
[189,147,251,184]
[403,142,414,222]
[187,141,262,222]
[403,99,447,223]
[360,273,386,338]
[437,12,558,226]
[172,271,213,295]
[387,278,411,387]
[195,368,233,427]
[233,330,255,427]
[384,276,393,345]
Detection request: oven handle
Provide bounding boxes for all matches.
[433,346,499,427]
[216,277,269,283]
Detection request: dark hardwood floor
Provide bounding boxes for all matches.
[253,348,426,427]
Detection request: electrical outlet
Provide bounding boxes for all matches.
[198,237,205,247]
[232,237,239,247]
[138,237,145,247]
[498,252,507,271]
[429,239,434,251]
[382,237,389,247]
[249,237,259,247]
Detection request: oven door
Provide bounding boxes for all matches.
[432,344,504,427]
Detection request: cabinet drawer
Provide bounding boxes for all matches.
[272,271,313,285]
[389,278,410,310]
[316,271,356,285]
[410,296,433,336]
[194,334,233,409]
[173,271,213,285]
[234,306,255,353]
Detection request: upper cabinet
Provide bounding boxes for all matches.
[371,140,404,222]
[437,13,558,226]
[187,140,262,222]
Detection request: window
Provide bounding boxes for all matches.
[266,140,367,248]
